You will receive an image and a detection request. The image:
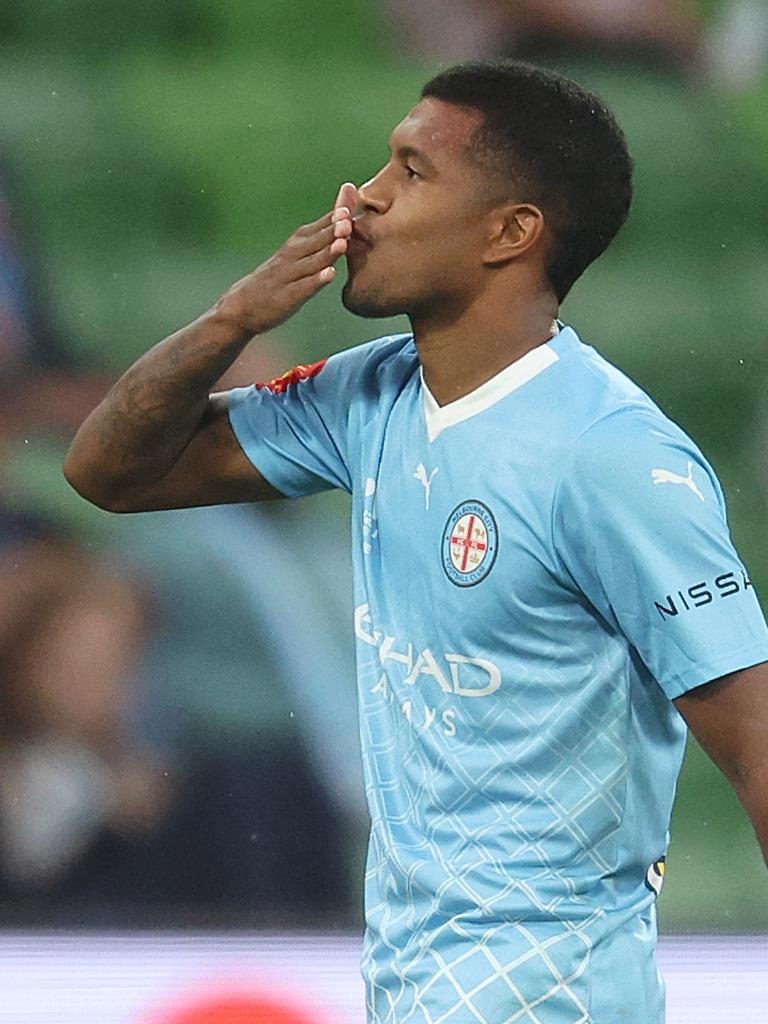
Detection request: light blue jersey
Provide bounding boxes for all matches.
[228,326,768,1024]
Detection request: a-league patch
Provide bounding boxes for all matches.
[645,856,666,898]
[442,501,498,587]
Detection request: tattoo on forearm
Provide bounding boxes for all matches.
[86,316,247,481]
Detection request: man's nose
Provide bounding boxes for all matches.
[357,172,390,215]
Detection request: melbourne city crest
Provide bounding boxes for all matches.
[441,501,498,587]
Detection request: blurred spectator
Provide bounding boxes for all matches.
[503,0,702,70]
[379,0,508,59]
[0,538,172,908]
[0,531,356,925]
[381,0,704,72]
[705,0,768,88]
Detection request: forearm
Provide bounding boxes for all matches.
[64,303,251,505]
[734,779,768,869]
[64,188,356,509]
[752,816,768,868]
[675,665,768,871]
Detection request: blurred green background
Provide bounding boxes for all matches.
[1,0,766,930]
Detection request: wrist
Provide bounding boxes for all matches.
[212,283,267,340]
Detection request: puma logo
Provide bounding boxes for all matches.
[414,463,439,511]
[651,461,705,502]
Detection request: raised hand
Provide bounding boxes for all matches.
[217,182,360,337]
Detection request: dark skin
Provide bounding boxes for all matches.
[675,667,768,865]
[64,97,768,868]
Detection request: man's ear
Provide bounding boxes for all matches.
[481,202,546,266]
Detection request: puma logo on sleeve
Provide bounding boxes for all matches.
[651,461,705,502]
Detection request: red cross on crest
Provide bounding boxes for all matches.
[450,514,488,573]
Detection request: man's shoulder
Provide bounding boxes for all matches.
[554,327,688,445]
[327,331,417,382]
[555,394,720,514]
[546,327,718,499]
[537,328,661,451]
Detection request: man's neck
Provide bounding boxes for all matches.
[411,297,559,407]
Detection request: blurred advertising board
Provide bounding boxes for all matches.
[0,932,765,1023]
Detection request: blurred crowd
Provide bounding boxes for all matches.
[0,0,766,930]
[0,157,364,925]
[381,0,768,84]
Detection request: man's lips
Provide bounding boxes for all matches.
[349,221,373,248]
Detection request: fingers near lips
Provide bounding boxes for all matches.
[297,210,335,237]
[332,216,352,238]
[293,222,342,259]
[294,231,347,281]
[330,185,357,262]
[297,183,356,248]
[332,183,358,231]
[329,183,358,268]
[334,181,359,213]
[331,216,351,258]
[294,183,359,288]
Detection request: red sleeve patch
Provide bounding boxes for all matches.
[255,358,328,394]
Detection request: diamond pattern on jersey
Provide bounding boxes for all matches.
[357,630,629,1023]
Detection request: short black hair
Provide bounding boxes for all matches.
[422,60,634,302]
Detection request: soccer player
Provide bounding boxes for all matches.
[65,62,768,1023]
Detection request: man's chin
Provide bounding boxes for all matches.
[341,281,406,320]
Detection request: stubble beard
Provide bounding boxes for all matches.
[341,273,411,320]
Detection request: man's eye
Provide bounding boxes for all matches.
[405,164,420,179]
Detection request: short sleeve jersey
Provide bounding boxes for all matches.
[228,326,768,1024]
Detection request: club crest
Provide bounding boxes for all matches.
[442,501,498,587]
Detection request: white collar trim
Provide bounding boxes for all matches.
[421,341,559,442]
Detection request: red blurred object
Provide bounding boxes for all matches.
[152,993,317,1024]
